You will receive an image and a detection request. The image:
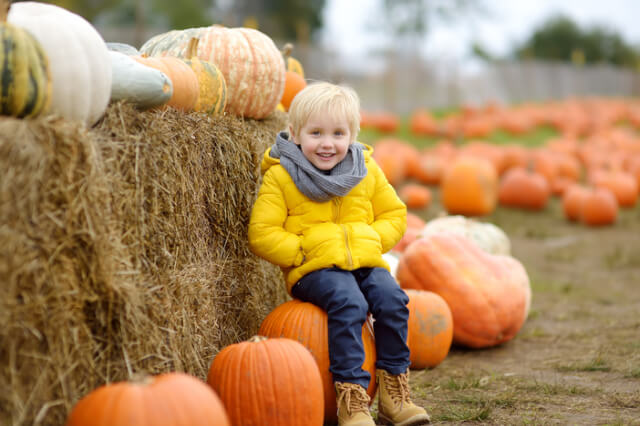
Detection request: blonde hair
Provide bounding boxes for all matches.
[288,81,361,142]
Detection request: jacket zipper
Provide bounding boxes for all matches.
[334,198,353,268]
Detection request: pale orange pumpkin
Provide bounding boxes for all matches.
[66,373,230,426]
[258,300,377,424]
[207,336,324,426]
[405,289,453,369]
[396,233,531,348]
[441,156,498,216]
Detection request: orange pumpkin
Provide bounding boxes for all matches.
[562,184,589,222]
[280,70,306,111]
[581,187,618,226]
[409,109,439,136]
[399,184,432,210]
[396,234,531,348]
[133,55,199,111]
[590,170,638,208]
[207,336,324,426]
[441,156,498,216]
[258,300,377,424]
[66,373,230,426]
[498,167,550,210]
[372,139,409,186]
[405,289,453,369]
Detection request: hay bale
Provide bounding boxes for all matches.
[0,103,289,425]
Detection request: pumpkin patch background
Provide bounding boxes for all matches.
[1,1,640,425]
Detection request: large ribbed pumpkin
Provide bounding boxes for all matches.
[405,289,453,369]
[396,233,531,348]
[258,300,377,424]
[8,2,111,126]
[66,373,230,426]
[0,5,51,118]
[141,26,285,119]
[207,336,324,426]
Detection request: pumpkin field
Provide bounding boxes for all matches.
[356,104,640,424]
[1,1,640,424]
[380,186,640,424]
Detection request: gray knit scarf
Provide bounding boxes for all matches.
[269,131,367,202]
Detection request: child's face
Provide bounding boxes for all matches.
[291,112,352,171]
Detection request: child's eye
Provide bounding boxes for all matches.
[334,130,345,136]
[311,130,321,136]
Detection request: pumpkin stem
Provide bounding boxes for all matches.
[281,43,293,59]
[248,335,268,343]
[186,37,199,60]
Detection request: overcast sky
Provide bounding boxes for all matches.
[321,0,640,71]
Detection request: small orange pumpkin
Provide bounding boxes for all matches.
[562,184,589,222]
[207,336,324,426]
[405,289,453,369]
[581,187,618,226]
[280,70,306,111]
[441,156,498,216]
[399,184,432,210]
[498,167,550,210]
[133,55,199,111]
[258,300,377,424]
[66,373,230,426]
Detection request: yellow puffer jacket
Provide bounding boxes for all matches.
[248,143,407,293]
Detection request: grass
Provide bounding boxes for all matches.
[357,112,559,149]
[556,354,612,372]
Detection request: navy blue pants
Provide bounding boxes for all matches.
[292,267,410,390]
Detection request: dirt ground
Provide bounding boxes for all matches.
[397,192,640,425]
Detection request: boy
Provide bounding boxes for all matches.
[249,82,430,426]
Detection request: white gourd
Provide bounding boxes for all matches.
[109,51,173,110]
[418,215,511,255]
[8,2,112,126]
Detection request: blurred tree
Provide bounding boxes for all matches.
[214,0,326,41]
[25,0,213,30]
[379,0,485,43]
[513,14,639,68]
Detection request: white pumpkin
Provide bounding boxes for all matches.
[418,215,511,255]
[382,252,400,279]
[109,51,173,110]
[8,2,112,126]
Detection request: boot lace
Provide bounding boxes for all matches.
[383,371,412,408]
[335,382,370,417]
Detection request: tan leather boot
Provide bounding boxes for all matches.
[376,369,430,425]
[334,382,376,426]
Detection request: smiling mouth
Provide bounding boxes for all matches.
[317,153,335,158]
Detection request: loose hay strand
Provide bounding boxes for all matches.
[0,103,289,425]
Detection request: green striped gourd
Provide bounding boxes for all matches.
[183,37,226,115]
[141,26,284,119]
[0,2,51,118]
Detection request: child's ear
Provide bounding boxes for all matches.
[289,125,299,145]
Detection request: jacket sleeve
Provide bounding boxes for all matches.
[369,159,407,253]
[248,169,304,267]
